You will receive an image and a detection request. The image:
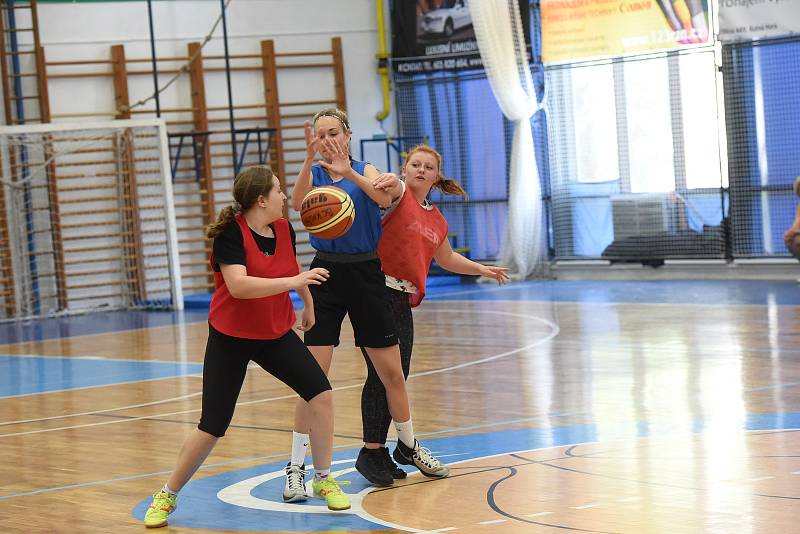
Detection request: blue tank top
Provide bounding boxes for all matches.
[309,160,382,253]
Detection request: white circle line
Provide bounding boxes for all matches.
[0,391,203,427]
[0,308,558,438]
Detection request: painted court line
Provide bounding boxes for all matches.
[0,316,208,346]
[0,352,198,364]
[0,308,558,437]
[1,422,573,501]
[0,372,204,400]
[0,391,202,426]
[0,448,356,501]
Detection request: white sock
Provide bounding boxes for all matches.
[162,483,177,497]
[315,468,330,479]
[394,419,415,449]
[290,431,310,466]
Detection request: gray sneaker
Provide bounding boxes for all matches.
[393,440,449,478]
[282,463,308,502]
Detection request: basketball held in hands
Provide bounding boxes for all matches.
[300,186,355,240]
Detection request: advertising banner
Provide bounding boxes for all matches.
[718,0,800,42]
[391,0,530,74]
[541,0,711,63]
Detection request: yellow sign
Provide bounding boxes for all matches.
[542,0,710,63]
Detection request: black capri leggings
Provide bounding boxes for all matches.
[199,324,332,438]
[360,288,414,444]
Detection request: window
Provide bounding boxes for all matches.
[624,56,675,193]
[571,63,619,184]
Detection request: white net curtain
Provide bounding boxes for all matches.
[469,0,544,278]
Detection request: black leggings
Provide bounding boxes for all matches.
[199,324,332,438]
[359,288,414,444]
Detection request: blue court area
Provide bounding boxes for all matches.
[0,355,204,398]
[425,278,800,306]
[130,414,800,531]
[1,279,799,346]
[0,308,211,345]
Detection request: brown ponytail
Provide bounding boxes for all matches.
[205,165,276,238]
[206,205,238,239]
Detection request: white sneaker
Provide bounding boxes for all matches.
[282,463,308,502]
[393,440,450,478]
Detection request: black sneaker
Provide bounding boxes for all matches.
[380,446,407,479]
[393,439,450,478]
[355,447,393,486]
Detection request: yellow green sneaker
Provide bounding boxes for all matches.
[143,490,177,528]
[312,475,351,511]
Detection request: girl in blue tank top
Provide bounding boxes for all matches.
[291,109,392,251]
[287,108,451,491]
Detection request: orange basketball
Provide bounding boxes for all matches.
[300,186,355,240]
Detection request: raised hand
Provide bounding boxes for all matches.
[479,265,510,285]
[292,268,330,289]
[304,121,321,160]
[317,137,351,178]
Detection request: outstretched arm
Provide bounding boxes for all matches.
[373,172,404,201]
[318,138,393,207]
[220,263,329,299]
[432,238,509,284]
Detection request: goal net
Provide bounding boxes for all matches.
[0,119,183,321]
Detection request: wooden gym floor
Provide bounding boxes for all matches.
[1,279,799,533]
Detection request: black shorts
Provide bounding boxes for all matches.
[303,255,398,348]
